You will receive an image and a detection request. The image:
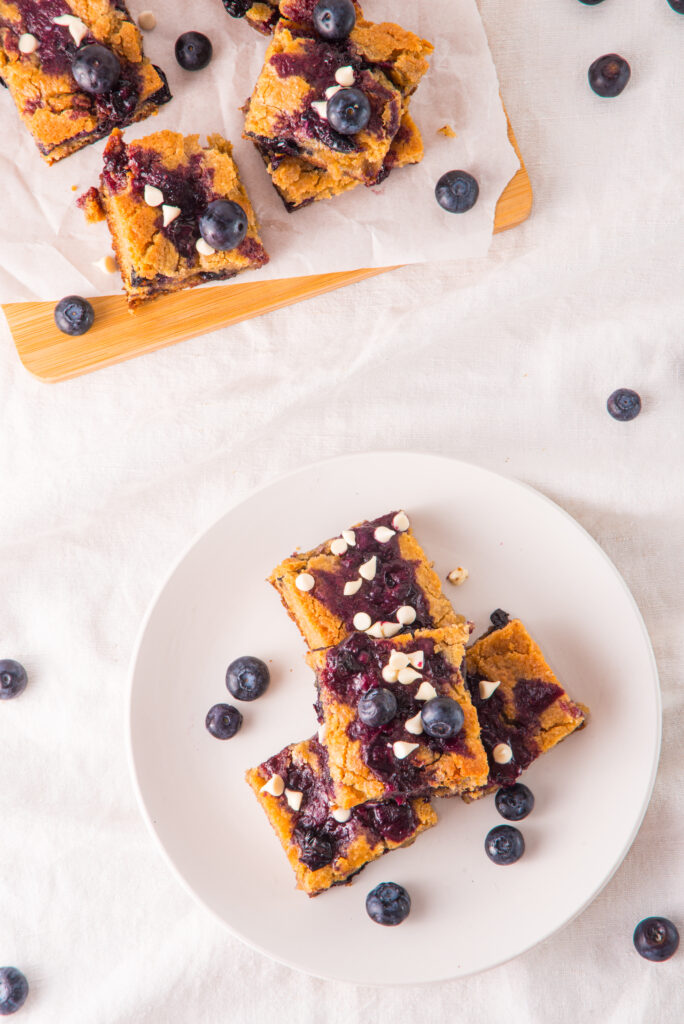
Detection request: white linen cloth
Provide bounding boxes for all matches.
[1,0,683,1020]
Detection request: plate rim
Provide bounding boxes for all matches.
[126,450,662,984]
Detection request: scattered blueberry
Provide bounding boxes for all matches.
[53,295,94,336]
[199,200,247,251]
[490,608,510,630]
[495,783,535,821]
[313,0,356,40]
[175,32,213,72]
[358,687,398,728]
[435,170,479,214]
[577,0,607,4]
[588,54,631,98]
[420,696,464,739]
[366,882,411,926]
[225,656,270,701]
[205,703,243,739]
[71,44,121,94]
[0,661,28,701]
[607,388,641,421]
[633,917,679,962]
[666,0,684,12]
[326,88,371,135]
[0,967,28,1016]
[484,824,525,865]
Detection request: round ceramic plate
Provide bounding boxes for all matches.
[127,452,661,984]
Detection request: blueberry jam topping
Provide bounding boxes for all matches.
[355,798,417,844]
[633,917,680,962]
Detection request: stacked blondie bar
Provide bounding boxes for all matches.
[247,511,589,895]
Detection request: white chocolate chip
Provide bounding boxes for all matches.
[397,667,422,685]
[365,621,385,639]
[330,537,347,556]
[137,10,157,30]
[479,679,501,700]
[325,85,342,99]
[392,511,410,532]
[93,254,117,274]
[380,622,402,638]
[343,579,362,596]
[374,526,396,543]
[404,711,424,736]
[295,572,315,592]
[311,100,328,119]
[447,566,469,586]
[53,14,88,46]
[332,807,351,823]
[415,681,438,701]
[407,651,425,670]
[358,556,377,581]
[381,665,398,683]
[335,65,355,86]
[341,530,356,546]
[353,611,372,631]
[144,184,164,207]
[260,773,285,796]
[393,741,419,760]
[317,723,327,743]
[396,605,416,626]
[18,33,38,54]
[285,789,302,811]
[196,237,216,256]
[388,650,410,671]
[493,743,513,765]
[162,204,181,227]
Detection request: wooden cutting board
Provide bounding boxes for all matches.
[3,121,531,383]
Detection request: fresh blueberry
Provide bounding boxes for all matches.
[485,824,525,865]
[54,295,94,336]
[607,388,641,421]
[490,608,510,630]
[633,917,679,961]
[420,696,464,739]
[577,0,606,4]
[225,656,270,701]
[358,687,398,728]
[0,661,28,701]
[435,170,479,214]
[588,54,631,98]
[326,88,371,135]
[366,882,411,926]
[313,0,356,40]
[0,967,28,1016]
[666,0,684,12]
[175,32,213,72]
[71,45,121,94]
[205,703,242,739]
[495,783,535,821]
[199,200,247,251]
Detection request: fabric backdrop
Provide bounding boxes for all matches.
[1,0,683,1021]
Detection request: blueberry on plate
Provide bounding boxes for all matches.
[313,0,356,40]
[420,696,464,739]
[490,608,510,630]
[588,54,631,98]
[577,0,606,4]
[366,882,411,926]
[495,783,534,821]
[435,170,479,214]
[485,824,525,865]
[199,200,247,251]
[0,660,28,701]
[607,388,641,421]
[54,296,94,336]
[0,967,28,1016]
[666,0,684,12]
[633,917,679,961]
[225,656,270,701]
[71,45,121,94]
[326,87,371,135]
[357,687,398,728]
[205,703,243,739]
[175,32,213,72]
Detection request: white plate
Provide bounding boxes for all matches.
[127,452,661,984]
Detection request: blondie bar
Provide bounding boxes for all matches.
[307,626,489,809]
[246,737,437,895]
[269,510,462,650]
[0,0,170,164]
[80,129,269,308]
[463,612,589,799]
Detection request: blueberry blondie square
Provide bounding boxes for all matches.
[463,612,589,800]
[269,510,462,650]
[0,0,170,164]
[307,626,489,810]
[80,129,269,308]
[246,737,437,895]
